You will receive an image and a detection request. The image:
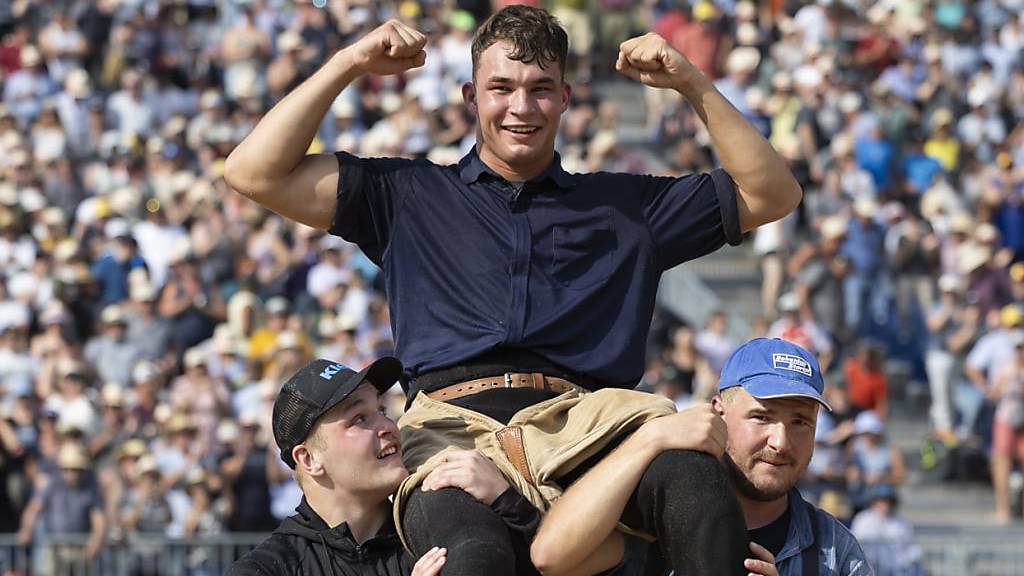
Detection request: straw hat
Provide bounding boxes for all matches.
[57,444,90,470]
[957,242,991,275]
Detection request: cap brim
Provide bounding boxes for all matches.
[321,356,403,414]
[729,376,832,411]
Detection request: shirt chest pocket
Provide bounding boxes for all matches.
[549,213,617,290]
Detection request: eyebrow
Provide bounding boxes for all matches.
[487,76,558,86]
[337,396,367,419]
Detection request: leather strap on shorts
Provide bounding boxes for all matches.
[425,372,576,402]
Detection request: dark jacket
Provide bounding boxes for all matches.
[230,489,540,576]
[228,497,413,576]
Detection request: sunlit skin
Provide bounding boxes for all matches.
[462,41,571,182]
[297,383,407,504]
[713,388,818,528]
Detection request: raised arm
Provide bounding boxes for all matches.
[531,405,727,576]
[224,20,427,230]
[616,33,801,232]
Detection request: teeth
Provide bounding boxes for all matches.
[378,447,397,459]
[505,127,538,134]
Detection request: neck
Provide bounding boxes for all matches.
[305,487,390,544]
[476,142,551,182]
[739,491,790,530]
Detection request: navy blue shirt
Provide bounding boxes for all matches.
[330,149,741,391]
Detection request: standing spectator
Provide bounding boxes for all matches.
[169,347,230,452]
[125,281,174,365]
[694,309,737,377]
[769,292,835,369]
[90,225,146,307]
[3,45,56,128]
[158,252,225,354]
[221,6,270,103]
[84,304,145,387]
[219,414,276,533]
[850,485,924,576]
[847,411,906,511]
[44,360,99,439]
[964,305,1021,440]
[37,11,87,83]
[17,443,107,571]
[842,198,889,335]
[925,275,973,440]
[791,215,852,345]
[988,333,1024,523]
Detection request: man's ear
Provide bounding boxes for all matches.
[293,444,323,477]
[560,82,572,113]
[711,394,726,417]
[462,82,477,115]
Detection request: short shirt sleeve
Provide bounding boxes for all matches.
[328,152,416,266]
[643,167,742,271]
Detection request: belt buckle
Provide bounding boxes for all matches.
[504,372,513,388]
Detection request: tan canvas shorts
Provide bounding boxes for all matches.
[392,386,675,549]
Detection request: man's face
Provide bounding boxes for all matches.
[307,383,407,498]
[715,388,818,502]
[464,41,570,178]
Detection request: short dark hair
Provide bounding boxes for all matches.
[471,5,569,80]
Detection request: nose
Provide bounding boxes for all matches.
[766,422,792,453]
[508,87,534,116]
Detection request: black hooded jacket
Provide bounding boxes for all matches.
[228,497,413,576]
[229,489,540,576]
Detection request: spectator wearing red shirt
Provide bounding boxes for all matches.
[844,343,889,418]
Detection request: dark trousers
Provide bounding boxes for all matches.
[402,448,748,576]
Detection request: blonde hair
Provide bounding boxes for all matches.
[719,386,743,405]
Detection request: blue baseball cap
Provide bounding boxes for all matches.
[719,338,831,410]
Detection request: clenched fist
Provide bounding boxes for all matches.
[615,32,702,91]
[639,403,728,458]
[342,19,427,76]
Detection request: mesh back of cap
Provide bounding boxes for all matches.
[273,388,321,468]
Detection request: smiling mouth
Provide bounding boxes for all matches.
[377,445,398,460]
[503,126,540,135]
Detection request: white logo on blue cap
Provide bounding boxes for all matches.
[772,354,812,377]
[319,363,349,380]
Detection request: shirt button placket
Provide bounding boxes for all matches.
[504,184,530,343]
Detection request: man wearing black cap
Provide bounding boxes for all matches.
[229,358,538,576]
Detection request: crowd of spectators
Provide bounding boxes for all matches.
[0,0,1023,572]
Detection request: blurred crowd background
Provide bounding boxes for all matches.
[1,0,1023,574]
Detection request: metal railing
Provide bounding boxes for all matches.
[0,533,267,576]
[913,526,1024,576]
[4,531,1024,576]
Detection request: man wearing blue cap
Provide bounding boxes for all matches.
[531,339,870,575]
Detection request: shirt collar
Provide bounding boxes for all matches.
[774,488,816,563]
[457,147,576,189]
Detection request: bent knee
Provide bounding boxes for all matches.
[644,449,730,494]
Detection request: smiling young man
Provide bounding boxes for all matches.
[225,5,801,575]
[531,339,871,576]
[230,358,533,576]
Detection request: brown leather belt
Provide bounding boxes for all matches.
[425,372,576,402]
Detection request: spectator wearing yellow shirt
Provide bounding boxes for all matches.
[924,108,960,171]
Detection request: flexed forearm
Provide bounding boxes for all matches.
[678,74,802,231]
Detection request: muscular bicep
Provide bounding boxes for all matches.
[236,153,340,231]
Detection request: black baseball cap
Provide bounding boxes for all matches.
[272,357,402,469]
